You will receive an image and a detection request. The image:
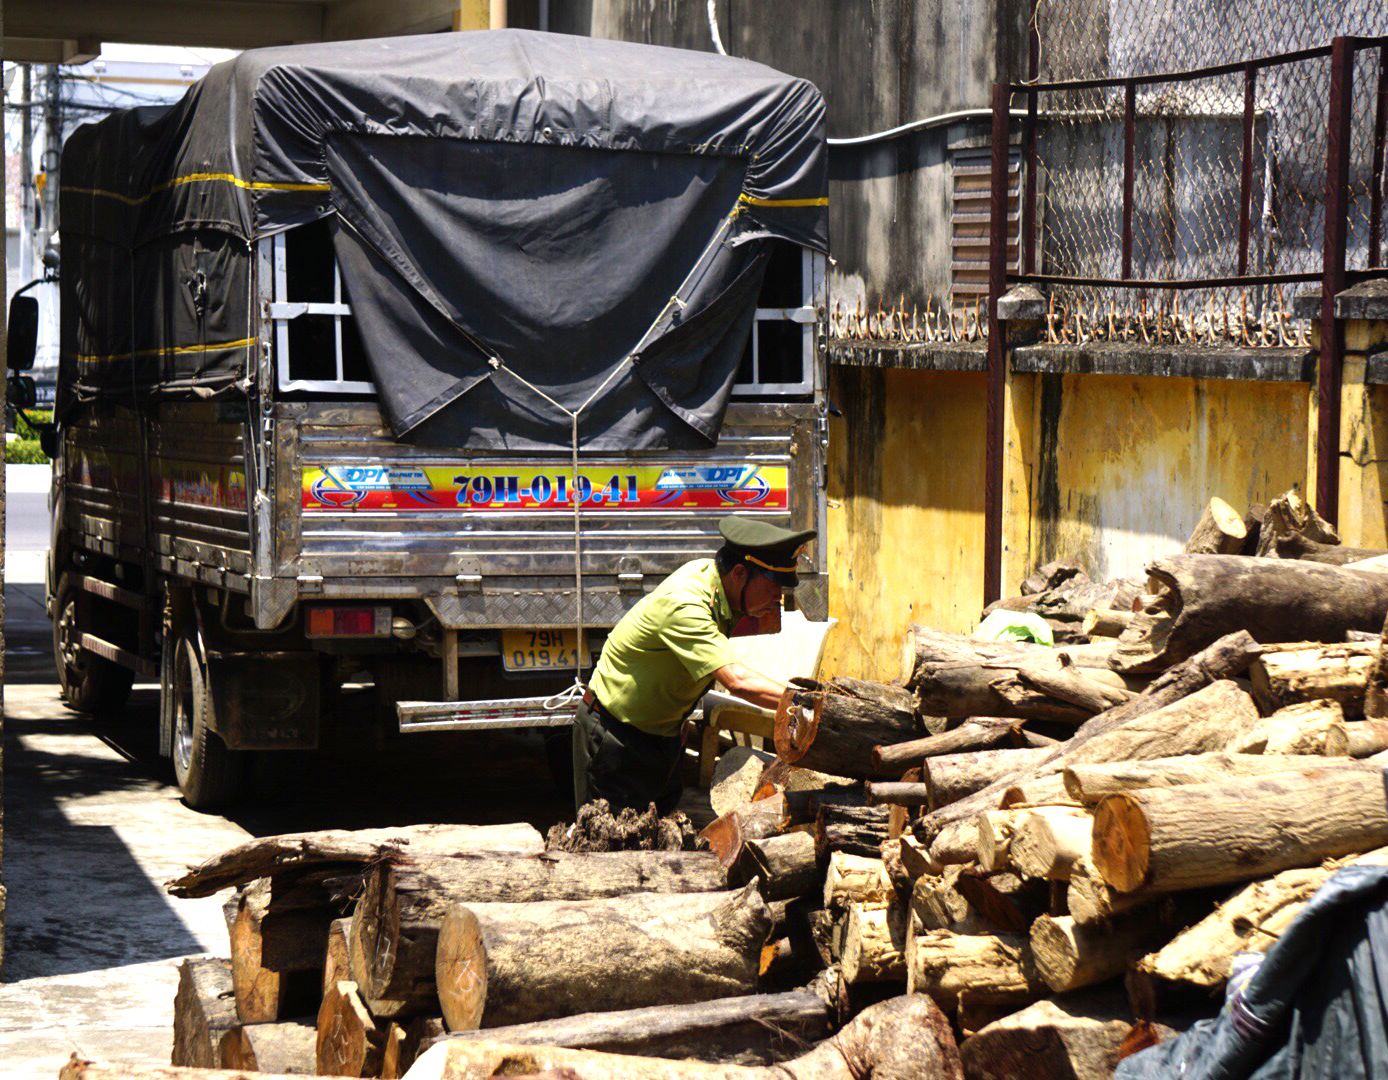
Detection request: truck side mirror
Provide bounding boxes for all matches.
[8,295,38,372]
[8,374,36,409]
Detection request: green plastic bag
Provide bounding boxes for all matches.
[974,609,1054,646]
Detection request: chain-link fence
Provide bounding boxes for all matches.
[1025,1,1388,347]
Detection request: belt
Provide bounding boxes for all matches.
[582,688,618,724]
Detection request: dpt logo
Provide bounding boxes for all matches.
[652,465,770,506]
[309,466,439,508]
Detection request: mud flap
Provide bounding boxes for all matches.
[204,650,322,750]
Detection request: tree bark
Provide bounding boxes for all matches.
[822,852,892,909]
[1030,913,1168,993]
[960,992,1174,1080]
[352,850,727,1010]
[316,981,383,1078]
[900,625,1116,689]
[1063,753,1371,804]
[774,684,925,779]
[1249,643,1374,715]
[167,824,544,898]
[1001,663,1135,715]
[1009,807,1094,881]
[1112,555,1388,674]
[733,832,819,901]
[324,917,351,996]
[1092,768,1388,893]
[815,804,890,859]
[1127,846,1388,1016]
[218,1021,316,1074]
[433,882,771,1031]
[840,901,909,984]
[172,958,238,1069]
[1061,679,1260,767]
[905,928,1041,1007]
[1184,497,1248,555]
[228,882,325,1024]
[914,633,1262,848]
[402,994,963,1080]
[1229,700,1350,755]
[925,748,1051,810]
[434,990,831,1067]
[873,720,1025,774]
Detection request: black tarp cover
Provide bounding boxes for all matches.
[59,30,827,449]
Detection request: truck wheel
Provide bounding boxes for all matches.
[169,634,243,809]
[52,574,133,715]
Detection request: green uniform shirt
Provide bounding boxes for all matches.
[589,558,739,737]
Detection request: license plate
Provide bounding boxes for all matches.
[501,629,590,672]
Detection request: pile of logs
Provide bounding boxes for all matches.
[94,485,1388,1080]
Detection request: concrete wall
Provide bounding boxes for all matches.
[1338,320,1388,549]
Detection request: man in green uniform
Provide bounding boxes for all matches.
[573,515,815,815]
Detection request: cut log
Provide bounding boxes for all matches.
[1127,845,1388,1016]
[1111,555,1388,674]
[433,882,771,1030]
[897,835,940,879]
[910,867,978,932]
[172,958,238,1068]
[1062,679,1260,767]
[879,838,911,892]
[1062,753,1373,804]
[1184,497,1248,555]
[401,994,963,1080]
[1082,608,1135,638]
[380,1026,408,1080]
[865,781,930,808]
[927,818,982,866]
[710,746,778,817]
[1030,912,1169,993]
[700,794,789,868]
[218,1021,316,1074]
[1009,807,1093,881]
[1092,768,1388,893]
[773,683,924,779]
[1347,719,1388,757]
[960,992,1174,1080]
[352,850,727,1011]
[60,1062,332,1080]
[814,804,890,859]
[916,664,1093,725]
[1004,663,1135,714]
[976,811,1021,873]
[900,625,1116,689]
[324,917,351,996]
[905,929,1041,1007]
[780,783,866,828]
[822,852,892,909]
[1366,611,1388,718]
[1249,643,1374,715]
[1066,856,1146,924]
[228,882,325,1024]
[434,990,831,1066]
[998,774,1071,810]
[840,901,909,984]
[316,981,383,1078]
[385,1017,445,1079]
[873,720,1024,773]
[1229,699,1350,755]
[1254,488,1339,558]
[953,871,1049,934]
[1272,535,1384,564]
[733,832,819,901]
[167,824,544,898]
[924,748,1051,810]
[914,633,1263,847]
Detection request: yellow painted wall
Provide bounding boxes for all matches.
[1010,372,1310,586]
[821,366,986,681]
[1338,320,1388,549]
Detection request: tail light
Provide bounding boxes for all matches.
[306,605,391,638]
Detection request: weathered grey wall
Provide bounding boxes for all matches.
[541,1,1031,313]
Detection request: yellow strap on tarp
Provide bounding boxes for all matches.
[738,193,829,208]
[72,338,257,364]
[63,173,329,206]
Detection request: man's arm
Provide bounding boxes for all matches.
[714,662,788,712]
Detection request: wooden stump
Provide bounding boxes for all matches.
[172,958,238,1068]
[1092,768,1388,893]
[1184,497,1248,555]
[433,883,771,1031]
[840,901,909,984]
[218,1021,316,1074]
[352,850,726,1011]
[316,981,384,1078]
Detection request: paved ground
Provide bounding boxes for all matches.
[0,576,570,1077]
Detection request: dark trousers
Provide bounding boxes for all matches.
[572,698,684,817]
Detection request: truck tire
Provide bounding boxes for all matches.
[168,634,244,809]
[52,573,134,715]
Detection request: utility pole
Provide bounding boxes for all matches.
[19,65,32,285]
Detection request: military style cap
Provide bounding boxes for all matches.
[719,515,817,587]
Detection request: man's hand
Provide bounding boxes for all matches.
[714,662,788,712]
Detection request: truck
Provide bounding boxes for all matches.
[21,30,831,807]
